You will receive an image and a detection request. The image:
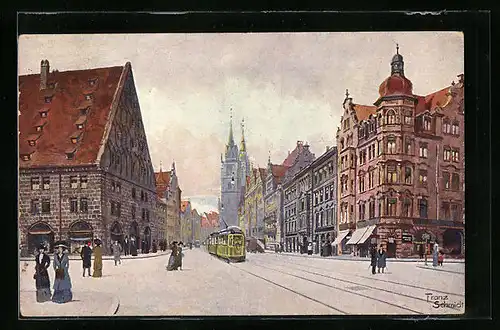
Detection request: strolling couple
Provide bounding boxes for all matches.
[166,241,184,271]
[370,245,387,274]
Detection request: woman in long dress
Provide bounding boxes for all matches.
[377,246,387,273]
[166,242,178,271]
[92,240,103,277]
[52,241,72,303]
[177,242,184,270]
[34,243,51,302]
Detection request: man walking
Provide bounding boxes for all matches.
[80,241,92,277]
[112,241,122,266]
[124,236,130,256]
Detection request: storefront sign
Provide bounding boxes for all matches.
[402,234,413,243]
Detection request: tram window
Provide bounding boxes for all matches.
[233,236,243,246]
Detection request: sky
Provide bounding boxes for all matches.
[18,32,464,213]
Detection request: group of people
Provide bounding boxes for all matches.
[370,245,387,274]
[166,241,184,271]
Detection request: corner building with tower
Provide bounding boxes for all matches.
[335,47,465,258]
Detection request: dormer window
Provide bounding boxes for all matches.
[21,154,31,161]
[35,121,47,132]
[39,107,50,118]
[88,78,98,86]
[80,107,89,116]
[423,116,432,131]
[84,93,93,101]
[44,96,53,103]
[71,131,82,144]
[65,148,76,160]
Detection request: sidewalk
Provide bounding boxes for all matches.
[273,251,465,263]
[20,291,120,317]
[20,250,170,262]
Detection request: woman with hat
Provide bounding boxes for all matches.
[52,241,72,303]
[92,239,103,277]
[34,243,51,302]
[166,241,178,271]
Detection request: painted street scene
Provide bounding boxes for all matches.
[18,32,464,316]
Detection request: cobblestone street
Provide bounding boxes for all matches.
[20,248,464,316]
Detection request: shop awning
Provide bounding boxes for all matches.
[332,230,350,245]
[346,227,369,245]
[357,225,377,245]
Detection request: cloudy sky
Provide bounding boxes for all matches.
[18,32,464,213]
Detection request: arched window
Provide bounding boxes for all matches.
[404,166,413,184]
[387,136,396,154]
[423,115,432,131]
[387,109,396,125]
[387,164,397,183]
[402,198,412,217]
[452,121,460,135]
[404,111,413,125]
[419,198,428,218]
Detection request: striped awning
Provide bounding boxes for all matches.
[332,230,350,245]
[357,225,377,244]
[346,227,369,245]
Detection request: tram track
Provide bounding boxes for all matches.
[229,263,348,315]
[268,256,465,298]
[250,259,464,313]
[242,260,425,315]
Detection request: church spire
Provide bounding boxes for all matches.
[228,108,235,146]
[240,117,246,152]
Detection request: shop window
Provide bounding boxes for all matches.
[31,177,40,190]
[70,198,78,213]
[442,172,451,190]
[41,199,51,214]
[419,199,428,218]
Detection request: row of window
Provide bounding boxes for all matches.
[110,201,150,221]
[314,208,336,228]
[30,198,88,215]
[313,161,335,185]
[313,185,335,206]
[31,176,88,190]
[111,182,149,202]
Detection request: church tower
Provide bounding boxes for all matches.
[220,110,240,227]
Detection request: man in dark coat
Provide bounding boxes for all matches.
[377,246,387,273]
[34,243,51,302]
[124,236,130,256]
[80,241,92,277]
[152,240,158,253]
[130,237,138,256]
[370,246,377,274]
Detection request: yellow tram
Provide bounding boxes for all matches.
[207,226,246,262]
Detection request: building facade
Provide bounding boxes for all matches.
[243,168,266,240]
[311,146,338,254]
[19,61,157,255]
[220,116,250,228]
[335,48,464,258]
[263,160,287,248]
[281,141,315,252]
[191,209,202,242]
[180,201,193,243]
[155,163,181,245]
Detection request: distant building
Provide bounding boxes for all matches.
[264,159,287,247]
[191,209,202,242]
[155,162,181,245]
[335,48,464,258]
[180,201,193,243]
[243,168,266,241]
[220,115,250,228]
[18,60,157,255]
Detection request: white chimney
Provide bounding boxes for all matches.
[40,60,49,90]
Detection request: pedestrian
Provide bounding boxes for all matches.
[34,243,52,302]
[438,250,444,266]
[141,239,146,254]
[124,236,130,256]
[80,241,92,277]
[377,245,387,273]
[432,242,439,267]
[166,241,178,271]
[52,241,72,304]
[92,239,103,277]
[130,237,138,256]
[307,242,313,255]
[177,242,184,270]
[152,240,158,253]
[112,241,122,266]
[370,246,377,275]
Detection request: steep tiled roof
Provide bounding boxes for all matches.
[271,164,288,184]
[353,104,377,121]
[414,86,452,115]
[155,170,171,185]
[282,142,305,167]
[19,64,125,167]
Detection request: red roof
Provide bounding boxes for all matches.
[414,86,453,115]
[378,74,413,98]
[180,201,190,213]
[19,64,126,167]
[154,170,171,198]
[352,104,377,121]
[206,211,219,227]
[271,164,288,184]
[282,141,305,167]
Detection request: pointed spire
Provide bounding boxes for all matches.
[227,108,235,146]
[345,89,350,99]
[240,117,246,152]
[391,43,404,76]
[396,43,399,54]
[159,160,163,173]
[268,150,271,164]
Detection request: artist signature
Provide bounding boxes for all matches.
[425,293,464,309]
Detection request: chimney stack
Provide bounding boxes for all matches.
[40,60,49,90]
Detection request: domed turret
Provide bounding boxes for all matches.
[378,44,413,97]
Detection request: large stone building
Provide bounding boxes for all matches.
[281,141,315,252]
[220,115,250,228]
[155,163,181,244]
[310,146,338,254]
[18,60,157,255]
[335,48,464,258]
[263,159,287,248]
[243,168,266,240]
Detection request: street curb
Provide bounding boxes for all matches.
[274,252,465,263]
[20,251,170,262]
[416,265,465,275]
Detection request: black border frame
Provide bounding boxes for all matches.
[2,9,491,330]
